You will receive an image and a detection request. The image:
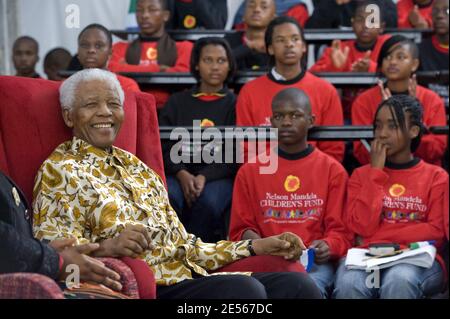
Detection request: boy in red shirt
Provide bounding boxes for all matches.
[236,16,345,162]
[108,0,193,107]
[230,88,353,298]
[352,35,447,166]
[334,95,447,299]
[397,0,434,28]
[225,0,276,71]
[75,24,140,93]
[310,1,390,73]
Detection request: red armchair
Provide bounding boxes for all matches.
[0,75,162,298]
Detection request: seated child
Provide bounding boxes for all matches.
[230,88,353,298]
[334,95,448,299]
[158,37,237,242]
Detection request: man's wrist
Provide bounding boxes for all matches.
[93,238,116,257]
[248,240,257,256]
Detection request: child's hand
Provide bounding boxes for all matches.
[246,38,266,53]
[176,170,198,207]
[335,0,351,4]
[351,51,372,72]
[331,40,350,69]
[378,79,392,100]
[193,175,206,197]
[408,5,429,29]
[159,65,170,72]
[370,139,387,169]
[408,74,417,97]
[309,240,330,264]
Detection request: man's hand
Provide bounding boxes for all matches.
[97,224,153,258]
[351,51,371,72]
[378,79,392,101]
[49,238,77,252]
[370,139,387,170]
[59,243,122,291]
[408,5,429,29]
[331,40,350,69]
[176,170,198,207]
[252,232,306,261]
[309,240,330,264]
[193,175,206,198]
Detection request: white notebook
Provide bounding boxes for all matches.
[345,245,436,271]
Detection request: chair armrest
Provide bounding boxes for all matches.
[214,255,305,273]
[96,258,140,299]
[0,273,64,299]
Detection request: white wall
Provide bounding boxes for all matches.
[7,0,131,76]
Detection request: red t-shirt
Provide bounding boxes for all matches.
[108,40,193,73]
[236,71,345,162]
[229,146,352,259]
[351,85,447,166]
[444,177,449,240]
[108,40,192,108]
[310,35,391,73]
[285,4,309,28]
[347,159,447,249]
[397,0,433,29]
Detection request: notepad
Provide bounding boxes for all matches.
[345,245,436,271]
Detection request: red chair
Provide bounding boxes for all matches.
[0,75,162,299]
[0,76,304,298]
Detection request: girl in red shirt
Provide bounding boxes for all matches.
[352,35,447,166]
[334,95,448,299]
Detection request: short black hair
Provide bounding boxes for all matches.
[374,95,425,152]
[44,47,71,68]
[13,36,39,52]
[78,24,113,48]
[377,35,419,71]
[272,88,312,114]
[190,37,236,83]
[264,16,307,68]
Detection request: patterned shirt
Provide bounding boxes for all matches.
[32,137,251,285]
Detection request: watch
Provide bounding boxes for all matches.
[248,240,257,256]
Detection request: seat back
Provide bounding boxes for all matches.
[0,76,165,204]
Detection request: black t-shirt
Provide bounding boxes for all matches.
[168,0,228,30]
[158,86,237,182]
[225,31,270,71]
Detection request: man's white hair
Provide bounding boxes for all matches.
[59,68,125,110]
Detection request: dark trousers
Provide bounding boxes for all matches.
[156,272,322,299]
[167,176,233,242]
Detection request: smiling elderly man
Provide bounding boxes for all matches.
[32,68,321,299]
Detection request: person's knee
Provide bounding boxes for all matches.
[219,276,267,299]
[283,272,322,299]
[379,265,422,298]
[383,265,420,288]
[333,270,371,299]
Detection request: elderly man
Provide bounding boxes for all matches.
[32,68,321,299]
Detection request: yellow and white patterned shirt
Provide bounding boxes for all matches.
[33,137,251,285]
